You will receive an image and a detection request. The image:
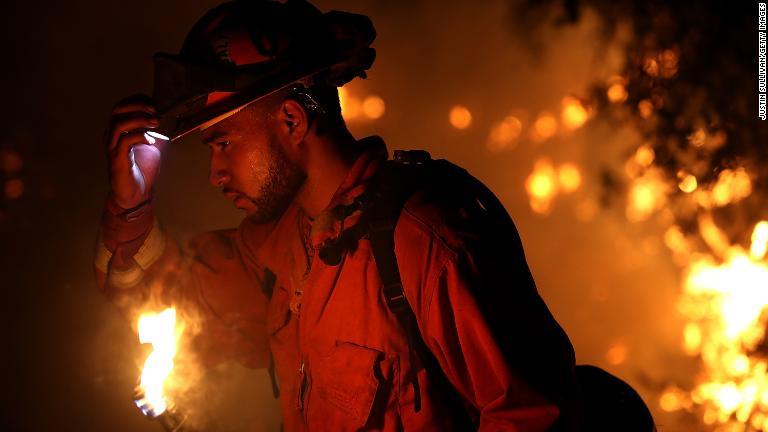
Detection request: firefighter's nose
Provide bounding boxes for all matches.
[209,169,231,188]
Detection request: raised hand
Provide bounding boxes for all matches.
[105,94,168,210]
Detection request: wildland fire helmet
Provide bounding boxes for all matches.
[152,0,376,141]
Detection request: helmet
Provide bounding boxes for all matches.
[152,0,376,141]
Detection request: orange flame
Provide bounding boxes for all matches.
[135,308,181,417]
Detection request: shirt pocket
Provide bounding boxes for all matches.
[305,341,395,431]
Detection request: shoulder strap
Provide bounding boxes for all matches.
[365,153,476,425]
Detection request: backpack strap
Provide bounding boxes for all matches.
[364,152,475,426]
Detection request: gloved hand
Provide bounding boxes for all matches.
[104,94,167,210]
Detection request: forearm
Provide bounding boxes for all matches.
[95,197,172,313]
[93,200,272,369]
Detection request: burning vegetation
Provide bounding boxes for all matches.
[507,1,767,430]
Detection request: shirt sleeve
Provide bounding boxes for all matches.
[398,193,580,431]
[94,197,273,369]
[423,246,577,431]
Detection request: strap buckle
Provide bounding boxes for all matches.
[383,282,409,312]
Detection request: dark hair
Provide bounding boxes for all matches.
[284,84,345,136]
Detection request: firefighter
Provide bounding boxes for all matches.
[96,1,580,430]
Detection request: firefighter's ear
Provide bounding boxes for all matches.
[278,99,309,145]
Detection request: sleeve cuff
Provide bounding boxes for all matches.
[96,218,165,274]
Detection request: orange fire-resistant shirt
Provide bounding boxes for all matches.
[95,137,579,431]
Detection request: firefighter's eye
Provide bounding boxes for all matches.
[216,141,230,150]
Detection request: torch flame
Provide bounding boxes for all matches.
[135,308,179,417]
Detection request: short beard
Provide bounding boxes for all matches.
[245,133,306,224]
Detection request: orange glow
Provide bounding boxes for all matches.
[673,220,768,427]
[750,221,768,261]
[626,168,668,222]
[664,226,689,254]
[338,87,362,120]
[530,112,558,141]
[678,172,698,193]
[449,105,472,129]
[710,168,752,207]
[362,95,386,119]
[606,343,628,365]
[607,83,628,103]
[557,163,582,193]
[4,178,23,199]
[659,390,682,411]
[638,99,654,119]
[525,159,558,214]
[525,159,584,214]
[486,115,522,152]
[688,128,707,147]
[574,199,599,222]
[660,48,679,78]
[0,149,23,175]
[643,56,660,77]
[634,144,655,167]
[683,322,702,355]
[560,96,589,130]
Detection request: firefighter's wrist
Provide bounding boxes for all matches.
[101,194,156,251]
[106,192,153,221]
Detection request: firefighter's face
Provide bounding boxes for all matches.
[202,103,305,223]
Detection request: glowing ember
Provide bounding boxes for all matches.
[677,172,698,193]
[135,308,180,417]
[449,105,472,129]
[560,96,589,130]
[525,158,558,214]
[607,83,628,103]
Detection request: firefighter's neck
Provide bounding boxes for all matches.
[294,130,360,218]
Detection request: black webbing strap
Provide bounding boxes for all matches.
[366,159,475,427]
[260,268,281,399]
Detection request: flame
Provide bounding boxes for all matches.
[673,222,768,429]
[135,308,180,417]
